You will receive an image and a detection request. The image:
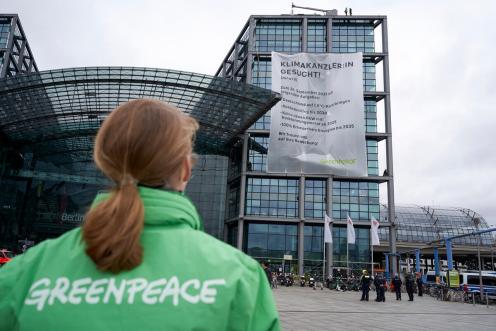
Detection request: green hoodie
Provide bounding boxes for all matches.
[0,187,280,331]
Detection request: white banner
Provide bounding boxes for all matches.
[267,52,367,176]
[371,217,380,246]
[324,214,333,243]
[347,215,356,244]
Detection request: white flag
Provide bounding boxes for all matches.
[324,214,333,243]
[347,215,355,244]
[370,217,380,246]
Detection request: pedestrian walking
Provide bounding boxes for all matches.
[374,273,386,302]
[392,274,402,300]
[406,274,415,301]
[360,270,372,301]
[262,262,272,285]
[271,272,278,289]
[416,272,423,297]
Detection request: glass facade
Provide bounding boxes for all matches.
[251,57,272,89]
[185,155,228,239]
[332,181,380,221]
[224,12,494,275]
[224,17,385,270]
[246,223,298,259]
[304,179,326,219]
[331,21,375,53]
[307,20,326,53]
[0,62,279,251]
[365,100,377,133]
[333,227,370,266]
[0,153,230,246]
[367,140,379,175]
[0,174,104,250]
[247,135,269,171]
[304,225,323,260]
[363,63,376,91]
[379,205,494,246]
[302,225,371,273]
[227,224,238,247]
[255,19,301,53]
[251,58,272,130]
[227,180,240,219]
[0,17,11,48]
[246,178,298,218]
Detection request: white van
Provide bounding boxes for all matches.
[459,272,496,298]
[424,271,446,285]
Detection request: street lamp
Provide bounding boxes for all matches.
[473,217,484,301]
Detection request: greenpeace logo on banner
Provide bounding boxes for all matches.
[267,52,367,176]
[25,276,226,311]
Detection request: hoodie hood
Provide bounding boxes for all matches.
[92,186,202,230]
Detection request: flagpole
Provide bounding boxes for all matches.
[346,214,351,278]
[323,214,333,285]
[346,241,349,277]
[370,217,380,277]
[323,231,326,284]
[371,242,374,275]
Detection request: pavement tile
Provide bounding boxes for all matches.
[272,287,496,330]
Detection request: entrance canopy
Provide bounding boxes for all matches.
[0,67,280,170]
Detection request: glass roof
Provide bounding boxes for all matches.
[0,67,280,167]
[379,204,495,247]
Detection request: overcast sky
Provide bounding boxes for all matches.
[3,0,496,225]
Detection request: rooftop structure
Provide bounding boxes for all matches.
[217,13,397,275]
[0,14,38,78]
[0,65,280,245]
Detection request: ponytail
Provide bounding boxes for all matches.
[83,179,144,273]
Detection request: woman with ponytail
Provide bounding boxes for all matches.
[0,99,280,331]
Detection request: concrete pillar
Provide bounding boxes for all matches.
[236,219,244,251]
[237,134,249,251]
[298,176,305,275]
[382,17,397,276]
[446,240,453,270]
[434,248,440,276]
[298,221,305,275]
[326,177,333,277]
[389,224,398,275]
[302,18,308,52]
[385,254,390,280]
[415,249,421,273]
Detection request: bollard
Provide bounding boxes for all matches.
[486,294,489,308]
[472,293,475,306]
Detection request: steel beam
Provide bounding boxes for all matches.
[245,17,256,83]
[327,17,333,52]
[302,18,308,53]
[381,17,397,275]
[1,15,17,78]
[236,133,249,251]
[250,14,386,20]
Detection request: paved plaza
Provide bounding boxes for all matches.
[273,286,496,330]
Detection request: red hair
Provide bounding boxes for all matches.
[83,99,198,273]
